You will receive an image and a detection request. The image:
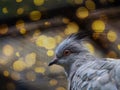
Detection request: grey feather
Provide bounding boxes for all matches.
[49,32,120,90]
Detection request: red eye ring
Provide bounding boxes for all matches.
[63,50,71,56]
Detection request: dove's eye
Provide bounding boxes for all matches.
[63,50,71,56]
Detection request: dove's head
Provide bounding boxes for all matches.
[48,32,90,71]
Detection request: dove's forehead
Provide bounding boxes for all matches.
[55,38,72,54]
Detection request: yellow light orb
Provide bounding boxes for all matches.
[13,59,26,72]
[16,0,23,3]
[16,20,25,29]
[62,18,70,24]
[29,11,41,21]
[76,7,89,19]
[74,0,83,4]
[16,52,20,57]
[3,70,9,77]
[64,22,79,35]
[0,24,8,34]
[92,20,105,33]
[11,72,21,80]
[55,35,63,43]
[49,65,64,73]
[56,87,66,90]
[25,52,36,68]
[2,7,8,14]
[49,79,58,86]
[33,0,45,6]
[107,51,117,58]
[85,0,96,10]
[47,50,54,56]
[17,8,24,15]
[107,30,117,42]
[2,44,14,56]
[45,37,56,49]
[44,21,51,26]
[0,58,8,65]
[34,67,46,74]
[20,28,26,34]
[36,35,47,47]
[117,44,120,50]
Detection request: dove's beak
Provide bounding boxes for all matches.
[48,57,58,66]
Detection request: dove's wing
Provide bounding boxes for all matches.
[69,59,120,90]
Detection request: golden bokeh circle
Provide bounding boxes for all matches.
[49,79,58,86]
[64,22,79,35]
[17,8,24,15]
[20,28,26,34]
[29,11,41,21]
[62,18,70,24]
[16,20,25,29]
[47,50,54,56]
[2,44,14,56]
[107,51,117,58]
[2,7,8,14]
[76,7,89,19]
[34,67,46,74]
[25,52,36,68]
[117,44,120,50]
[74,0,83,4]
[36,35,48,47]
[16,0,23,3]
[0,24,8,34]
[11,72,21,81]
[56,87,66,90]
[92,20,105,33]
[33,0,45,6]
[45,37,56,49]
[13,60,26,72]
[49,65,64,73]
[85,0,96,10]
[107,30,117,42]
[3,70,9,77]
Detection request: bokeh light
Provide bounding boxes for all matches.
[2,7,8,14]
[34,67,46,74]
[64,22,79,35]
[76,7,89,19]
[25,52,36,68]
[74,0,83,4]
[92,20,105,33]
[13,59,26,72]
[17,8,24,15]
[33,0,45,6]
[3,70,9,77]
[16,0,23,3]
[85,0,96,10]
[29,11,41,21]
[2,44,14,56]
[49,79,58,86]
[56,87,66,90]
[47,50,54,56]
[107,30,117,42]
[0,24,8,35]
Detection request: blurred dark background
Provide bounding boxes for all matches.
[0,0,120,90]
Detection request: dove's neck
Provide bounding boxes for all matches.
[65,52,96,78]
